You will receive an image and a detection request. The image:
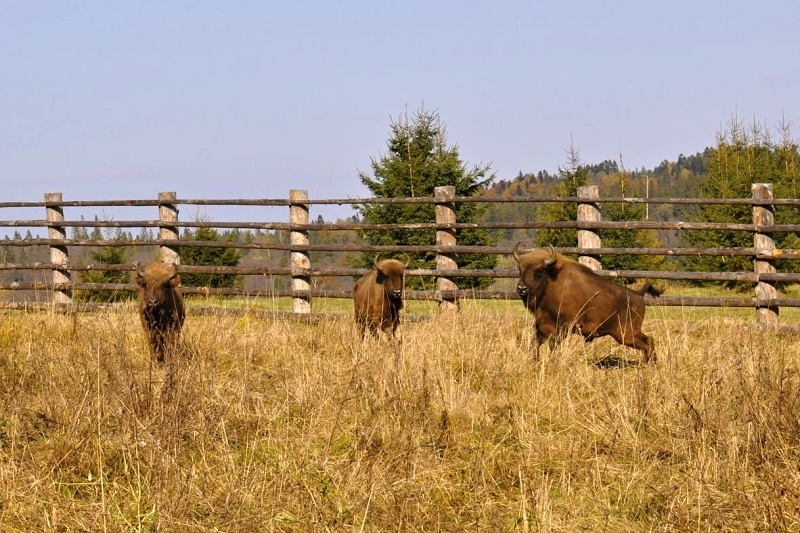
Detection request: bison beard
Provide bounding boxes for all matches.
[353,258,407,338]
[513,243,663,363]
[136,262,186,363]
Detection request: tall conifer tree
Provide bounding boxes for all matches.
[354,106,497,289]
[534,144,587,251]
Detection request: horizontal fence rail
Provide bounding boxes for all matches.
[2,264,800,282]
[1,185,799,327]
[4,220,800,233]
[3,242,800,258]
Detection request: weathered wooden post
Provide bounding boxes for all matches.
[577,185,601,271]
[45,192,72,304]
[158,191,180,265]
[290,189,311,313]
[752,183,779,326]
[435,186,459,314]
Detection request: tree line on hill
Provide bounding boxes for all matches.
[483,114,799,284]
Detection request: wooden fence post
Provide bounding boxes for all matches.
[158,191,180,265]
[577,185,601,271]
[753,183,779,326]
[290,189,311,313]
[45,192,72,304]
[435,186,459,314]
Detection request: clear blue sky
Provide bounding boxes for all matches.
[3,0,798,221]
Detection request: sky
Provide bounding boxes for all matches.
[2,0,799,223]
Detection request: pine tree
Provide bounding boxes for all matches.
[90,216,103,241]
[136,227,155,242]
[76,240,132,303]
[353,106,497,289]
[534,144,587,251]
[181,227,243,290]
[72,216,90,240]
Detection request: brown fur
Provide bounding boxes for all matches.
[513,244,663,363]
[136,262,186,363]
[353,259,407,338]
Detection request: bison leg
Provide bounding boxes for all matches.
[531,335,542,361]
[356,319,368,339]
[148,331,166,363]
[548,328,572,353]
[380,320,395,337]
[612,329,656,363]
[359,313,382,339]
[530,328,553,361]
[149,327,183,364]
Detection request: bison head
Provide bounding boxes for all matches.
[513,243,557,306]
[136,262,181,309]
[374,257,406,300]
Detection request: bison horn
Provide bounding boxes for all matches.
[544,245,557,267]
[135,261,144,278]
[401,253,411,268]
[512,242,523,264]
[373,254,381,269]
[168,262,180,281]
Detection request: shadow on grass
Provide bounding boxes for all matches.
[592,354,641,369]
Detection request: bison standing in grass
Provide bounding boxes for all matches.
[513,243,663,363]
[136,262,186,363]
[353,257,408,339]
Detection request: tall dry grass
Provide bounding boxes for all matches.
[1,302,799,532]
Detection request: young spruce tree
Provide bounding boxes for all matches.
[354,106,497,289]
[534,144,587,252]
[76,240,132,302]
[535,147,664,279]
[181,226,243,290]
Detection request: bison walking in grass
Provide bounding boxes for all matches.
[353,257,408,338]
[136,262,186,363]
[513,243,663,363]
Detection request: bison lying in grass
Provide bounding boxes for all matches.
[513,243,663,363]
[353,257,408,339]
[136,262,186,363]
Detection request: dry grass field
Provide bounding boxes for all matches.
[1,298,800,532]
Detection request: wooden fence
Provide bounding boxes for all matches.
[1,185,800,325]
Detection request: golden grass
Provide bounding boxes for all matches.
[193,281,800,322]
[1,302,800,531]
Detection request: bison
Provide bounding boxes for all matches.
[353,257,408,338]
[136,261,186,363]
[513,243,663,363]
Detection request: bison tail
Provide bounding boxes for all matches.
[639,283,665,297]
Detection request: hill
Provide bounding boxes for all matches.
[483,149,713,247]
